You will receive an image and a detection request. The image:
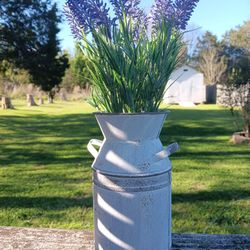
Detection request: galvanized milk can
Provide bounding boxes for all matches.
[87,112,178,250]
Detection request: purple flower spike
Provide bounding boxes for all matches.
[110,0,147,39]
[64,0,199,41]
[173,0,199,29]
[151,0,174,21]
[64,0,113,40]
[151,0,199,30]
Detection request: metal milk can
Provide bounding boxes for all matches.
[87,112,178,250]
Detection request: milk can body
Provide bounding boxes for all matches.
[87,113,178,250]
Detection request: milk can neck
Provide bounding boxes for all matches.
[95,112,169,141]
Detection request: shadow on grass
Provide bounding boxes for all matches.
[0,196,93,210]
[176,150,250,159]
[2,189,248,210]
[162,108,236,137]
[0,153,92,166]
[0,113,100,166]
[0,107,248,168]
[0,109,234,139]
[0,113,99,138]
[173,189,250,203]
[0,109,239,167]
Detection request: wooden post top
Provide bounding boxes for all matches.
[0,227,249,250]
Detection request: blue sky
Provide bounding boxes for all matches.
[57,0,250,52]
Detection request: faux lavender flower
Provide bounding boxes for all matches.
[110,0,148,40]
[173,0,199,29]
[110,0,142,20]
[65,0,199,41]
[64,0,113,40]
[151,0,199,30]
[151,0,174,23]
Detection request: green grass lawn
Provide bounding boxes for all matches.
[0,100,249,234]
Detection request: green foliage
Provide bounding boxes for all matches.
[222,21,250,88]
[192,31,226,85]
[198,48,227,85]
[82,18,184,113]
[61,48,90,91]
[195,31,219,53]
[0,60,30,85]
[0,1,69,99]
[228,20,250,51]
[0,60,31,97]
[191,31,220,67]
[0,101,249,233]
[0,0,51,67]
[220,21,250,134]
[28,4,69,99]
[71,45,90,89]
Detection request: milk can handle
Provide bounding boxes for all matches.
[87,139,103,159]
[166,142,179,156]
[153,142,179,163]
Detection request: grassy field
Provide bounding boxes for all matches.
[0,100,249,234]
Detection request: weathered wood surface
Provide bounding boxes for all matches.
[0,227,249,250]
[172,233,250,250]
[0,227,94,250]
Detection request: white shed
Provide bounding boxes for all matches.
[164,65,205,105]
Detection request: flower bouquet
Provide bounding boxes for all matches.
[65,0,199,113]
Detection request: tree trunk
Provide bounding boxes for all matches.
[1,97,14,109]
[246,125,250,138]
[245,85,250,138]
[48,96,53,104]
[60,92,67,101]
[38,98,44,105]
[243,111,250,138]
[48,92,54,104]
[27,94,37,107]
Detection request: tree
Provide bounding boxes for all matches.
[198,48,226,85]
[0,60,30,86]
[61,45,90,91]
[193,31,226,85]
[0,0,49,67]
[222,21,250,88]
[0,0,68,102]
[219,21,250,137]
[29,4,68,102]
[194,31,219,57]
[71,45,90,89]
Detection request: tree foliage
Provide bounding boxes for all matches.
[193,31,226,85]
[221,21,250,88]
[0,0,49,67]
[29,4,69,100]
[0,60,30,85]
[199,47,226,85]
[195,31,219,53]
[0,0,68,99]
[71,45,90,88]
[61,46,90,90]
[220,21,250,136]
